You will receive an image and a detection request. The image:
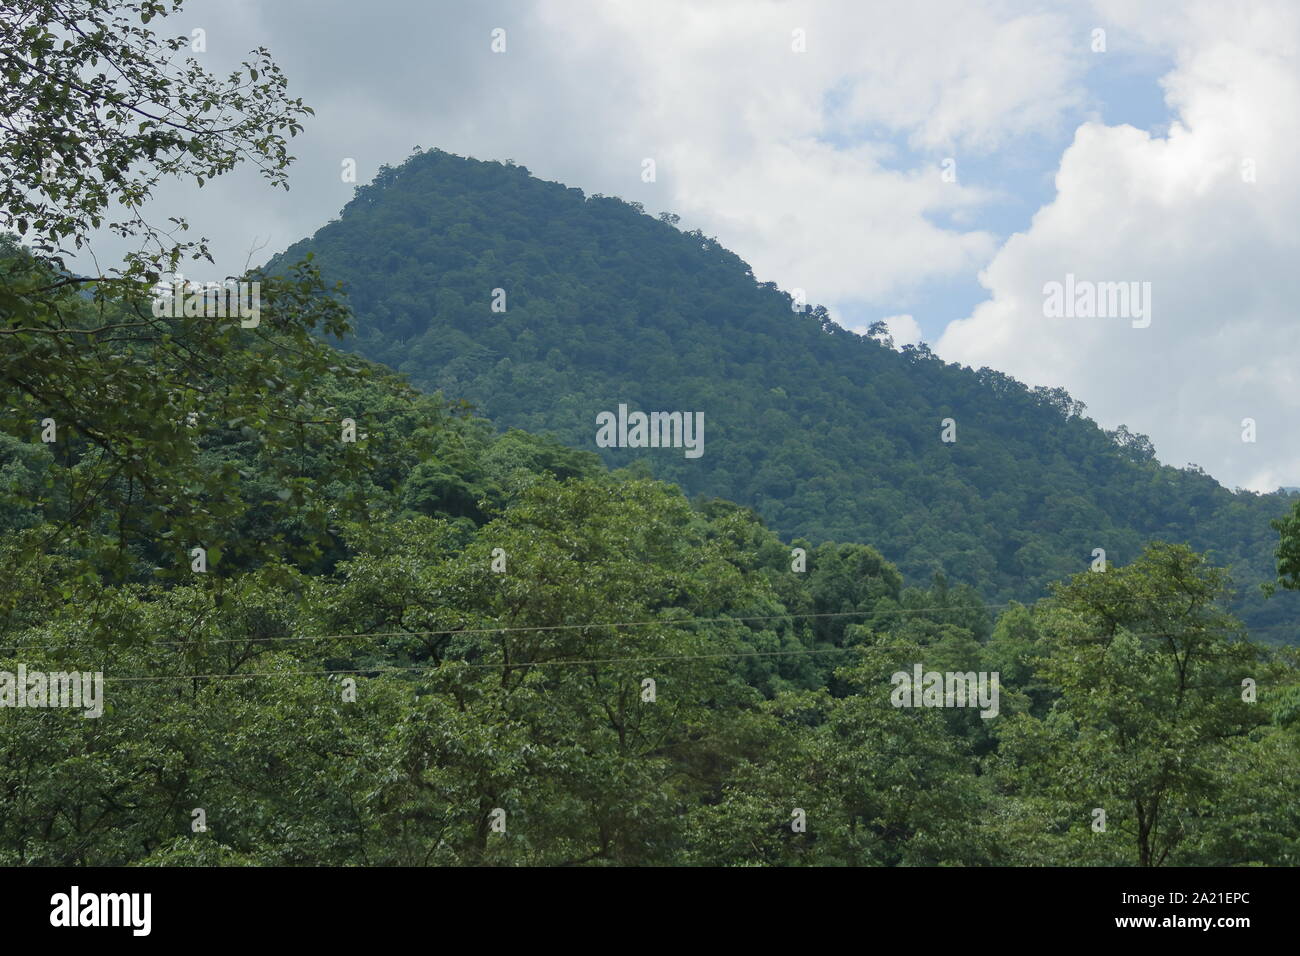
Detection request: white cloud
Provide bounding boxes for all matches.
[529,0,1084,310]
[938,0,1300,491]
[73,0,1086,319]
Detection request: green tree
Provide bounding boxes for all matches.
[1,0,310,283]
[992,543,1265,866]
[1268,497,1300,593]
[0,2,368,627]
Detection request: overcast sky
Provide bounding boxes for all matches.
[80,0,1300,493]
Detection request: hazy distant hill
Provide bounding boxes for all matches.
[271,148,1299,640]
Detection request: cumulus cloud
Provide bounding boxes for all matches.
[76,0,1084,313]
[937,0,1300,490]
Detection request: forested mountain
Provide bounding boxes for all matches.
[4,241,1299,866]
[7,0,1300,874]
[272,148,1300,640]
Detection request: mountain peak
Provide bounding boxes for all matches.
[271,150,1299,639]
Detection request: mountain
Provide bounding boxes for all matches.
[4,169,1298,869]
[6,252,1294,868]
[270,148,1299,640]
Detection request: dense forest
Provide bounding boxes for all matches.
[273,148,1300,641]
[3,236,1300,865]
[3,0,1300,869]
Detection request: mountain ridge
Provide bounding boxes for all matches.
[269,147,1299,639]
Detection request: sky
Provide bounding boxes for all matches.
[77,0,1300,493]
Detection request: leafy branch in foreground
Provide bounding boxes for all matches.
[0,0,311,289]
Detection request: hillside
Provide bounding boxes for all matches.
[4,242,1297,867]
[271,148,1299,639]
[6,0,1300,876]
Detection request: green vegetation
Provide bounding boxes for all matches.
[2,0,1297,867]
[274,148,1300,640]
[3,279,1297,863]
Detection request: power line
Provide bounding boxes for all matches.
[0,603,1020,653]
[0,606,1285,685]
[99,644,895,683]
[1,635,1279,686]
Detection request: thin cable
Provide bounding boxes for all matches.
[99,644,893,682]
[1,611,1286,684]
[0,603,1021,652]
